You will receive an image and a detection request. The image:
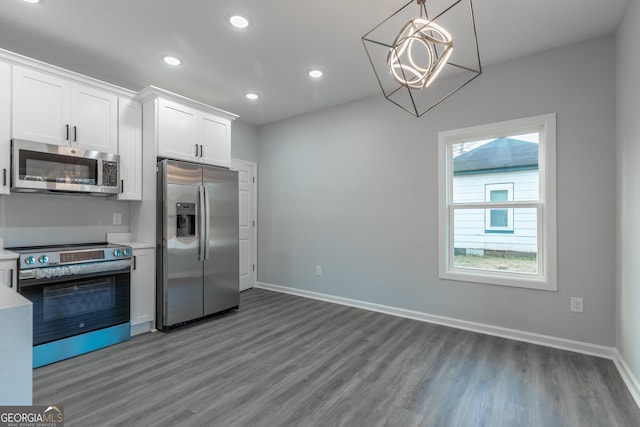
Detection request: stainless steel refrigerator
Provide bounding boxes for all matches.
[157,159,239,330]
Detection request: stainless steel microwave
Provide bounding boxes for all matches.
[11,139,120,195]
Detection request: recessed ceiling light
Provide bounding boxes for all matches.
[162,56,181,66]
[308,69,324,78]
[245,93,259,100]
[229,15,250,29]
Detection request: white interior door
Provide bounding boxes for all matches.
[231,158,257,291]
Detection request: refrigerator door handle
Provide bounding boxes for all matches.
[204,185,211,260]
[198,184,206,261]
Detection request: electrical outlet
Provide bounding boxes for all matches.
[112,212,122,225]
[570,297,583,313]
[315,266,322,276]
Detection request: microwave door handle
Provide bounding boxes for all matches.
[198,185,206,262]
[204,185,211,261]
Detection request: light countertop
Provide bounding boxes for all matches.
[118,241,155,250]
[106,232,154,250]
[0,283,30,310]
[0,249,19,261]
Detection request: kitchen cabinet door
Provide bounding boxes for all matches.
[130,248,155,332]
[0,260,17,292]
[117,98,142,200]
[157,98,199,162]
[0,61,10,195]
[13,66,118,153]
[12,66,71,146]
[71,83,118,153]
[200,112,231,168]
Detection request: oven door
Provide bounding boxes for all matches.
[19,268,130,346]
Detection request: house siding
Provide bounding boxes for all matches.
[453,170,538,253]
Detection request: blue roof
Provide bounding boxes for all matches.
[453,137,538,175]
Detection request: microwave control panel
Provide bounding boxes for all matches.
[102,161,119,187]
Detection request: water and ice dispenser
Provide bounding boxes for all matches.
[176,202,196,237]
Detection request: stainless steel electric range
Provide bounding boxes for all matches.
[8,242,132,368]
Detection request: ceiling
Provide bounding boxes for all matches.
[0,0,630,125]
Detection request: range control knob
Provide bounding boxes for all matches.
[25,256,36,265]
[123,248,131,256]
[113,249,122,257]
[39,255,49,264]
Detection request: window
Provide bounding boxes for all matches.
[438,114,557,290]
[485,183,514,232]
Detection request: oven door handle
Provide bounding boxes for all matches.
[18,260,132,286]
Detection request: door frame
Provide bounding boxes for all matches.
[231,158,258,291]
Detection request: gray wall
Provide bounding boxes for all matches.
[616,0,640,386]
[231,119,258,163]
[257,35,617,346]
[0,194,129,247]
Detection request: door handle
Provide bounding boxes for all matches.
[204,185,210,261]
[2,168,6,186]
[198,185,206,261]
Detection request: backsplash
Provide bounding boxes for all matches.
[0,193,130,247]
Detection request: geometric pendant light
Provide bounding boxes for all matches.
[362,0,482,117]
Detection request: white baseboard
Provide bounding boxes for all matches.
[256,281,640,408]
[131,321,153,337]
[613,349,640,408]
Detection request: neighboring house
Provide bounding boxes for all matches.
[453,137,538,256]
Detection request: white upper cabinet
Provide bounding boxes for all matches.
[0,60,10,195]
[12,66,70,146]
[12,66,118,153]
[71,84,118,152]
[200,112,231,167]
[139,86,237,168]
[118,98,142,201]
[157,98,199,162]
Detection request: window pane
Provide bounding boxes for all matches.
[452,133,540,203]
[490,209,508,227]
[453,208,538,274]
[490,190,508,202]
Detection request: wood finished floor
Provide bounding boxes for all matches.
[34,288,640,427]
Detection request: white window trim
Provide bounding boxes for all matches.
[438,114,557,291]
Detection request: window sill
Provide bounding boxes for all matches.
[439,269,557,291]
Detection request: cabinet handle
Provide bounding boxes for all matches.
[66,124,69,140]
[74,126,78,142]
[195,144,198,156]
[121,179,124,193]
[199,145,203,157]
[9,269,13,288]
[133,256,137,270]
[2,168,6,187]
